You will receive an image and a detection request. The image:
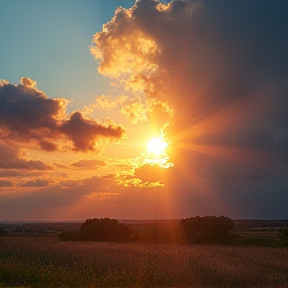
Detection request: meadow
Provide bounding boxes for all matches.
[0,235,288,288]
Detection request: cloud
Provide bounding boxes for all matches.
[20,77,37,89]
[0,180,13,187]
[71,158,106,169]
[121,101,147,124]
[0,78,126,152]
[91,0,288,153]
[0,174,119,217]
[0,170,24,177]
[60,112,124,151]
[94,95,128,109]
[0,170,42,178]
[134,163,166,184]
[21,179,50,187]
[0,160,287,220]
[0,159,53,171]
[1,0,287,221]
[87,0,288,220]
[147,102,173,134]
[0,144,53,170]
[0,78,64,150]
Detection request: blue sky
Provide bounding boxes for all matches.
[0,0,134,109]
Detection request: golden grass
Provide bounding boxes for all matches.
[0,236,287,287]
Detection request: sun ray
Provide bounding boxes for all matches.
[178,143,287,174]
[171,80,279,144]
[168,149,231,216]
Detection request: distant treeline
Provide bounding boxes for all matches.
[233,219,288,231]
[58,216,237,245]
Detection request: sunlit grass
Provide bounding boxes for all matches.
[0,236,287,287]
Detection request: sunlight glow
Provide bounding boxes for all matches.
[147,137,167,156]
[144,137,173,169]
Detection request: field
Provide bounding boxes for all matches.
[1,235,288,288]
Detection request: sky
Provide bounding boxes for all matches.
[0,0,287,221]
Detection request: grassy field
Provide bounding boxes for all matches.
[0,235,288,288]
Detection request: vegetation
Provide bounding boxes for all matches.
[1,218,288,287]
[58,216,237,245]
[279,227,288,246]
[181,215,235,244]
[58,218,131,242]
[0,227,7,236]
[1,236,288,288]
[2,217,287,247]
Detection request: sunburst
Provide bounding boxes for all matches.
[147,137,167,156]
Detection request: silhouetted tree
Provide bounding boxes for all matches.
[78,218,131,242]
[182,215,234,244]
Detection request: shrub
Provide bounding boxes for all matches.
[59,218,132,242]
[0,227,7,236]
[182,215,234,244]
[279,227,288,246]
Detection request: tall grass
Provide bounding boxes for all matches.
[0,236,287,287]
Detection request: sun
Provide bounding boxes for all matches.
[147,137,167,156]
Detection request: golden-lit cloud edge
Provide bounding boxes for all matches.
[0,78,126,152]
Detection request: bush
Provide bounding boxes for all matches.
[58,218,131,242]
[0,227,7,236]
[182,215,234,244]
[279,227,288,246]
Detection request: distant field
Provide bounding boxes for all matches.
[1,218,287,246]
[1,236,288,288]
[232,219,288,231]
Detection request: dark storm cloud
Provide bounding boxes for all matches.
[92,0,288,152]
[89,0,288,219]
[0,78,125,152]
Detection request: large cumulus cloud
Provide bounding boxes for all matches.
[91,0,288,153]
[0,78,125,151]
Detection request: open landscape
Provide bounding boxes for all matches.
[1,0,287,287]
[1,219,288,288]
